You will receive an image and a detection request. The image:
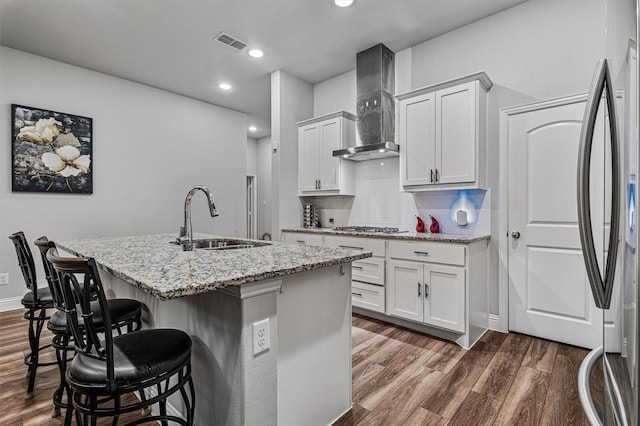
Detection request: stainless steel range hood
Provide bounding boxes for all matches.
[333,43,399,161]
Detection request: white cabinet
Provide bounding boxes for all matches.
[282,232,323,247]
[325,235,386,313]
[386,259,465,333]
[298,111,355,196]
[396,72,491,191]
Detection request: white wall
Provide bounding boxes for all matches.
[313,70,355,117]
[271,70,313,240]
[247,137,258,175]
[257,136,273,239]
[0,47,247,307]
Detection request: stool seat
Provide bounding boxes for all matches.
[68,329,191,393]
[21,286,54,307]
[47,299,142,332]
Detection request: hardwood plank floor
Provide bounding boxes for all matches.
[337,314,597,426]
[1,309,600,425]
[0,309,152,425]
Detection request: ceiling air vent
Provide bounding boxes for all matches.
[214,32,248,51]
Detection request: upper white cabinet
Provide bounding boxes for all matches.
[396,72,492,191]
[298,111,355,196]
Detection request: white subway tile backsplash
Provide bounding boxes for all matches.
[308,157,491,235]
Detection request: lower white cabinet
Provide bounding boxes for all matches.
[386,259,465,333]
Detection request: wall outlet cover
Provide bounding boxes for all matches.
[252,318,270,356]
[0,273,8,286]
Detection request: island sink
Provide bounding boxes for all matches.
[171,238,271,251]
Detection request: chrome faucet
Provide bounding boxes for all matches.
[177,185,219,251]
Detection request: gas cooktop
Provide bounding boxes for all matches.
[333,226,401,234]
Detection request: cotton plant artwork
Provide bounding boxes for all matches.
[12,105,93,193]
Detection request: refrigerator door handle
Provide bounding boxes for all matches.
[578,346,604,426]
[577,58,621,309]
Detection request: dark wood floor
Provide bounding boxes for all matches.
[0,309,149,425]
[1,309,601,425]
[335,314,603,426]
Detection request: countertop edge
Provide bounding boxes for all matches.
[281,228,491,243]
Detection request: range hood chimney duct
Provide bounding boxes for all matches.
[333,43,399,161]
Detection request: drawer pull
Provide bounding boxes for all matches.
[296,240,305,244]
[413,251,429,256]
[352,292,363,297]
[352,265,364,270]
[339,245,364,250]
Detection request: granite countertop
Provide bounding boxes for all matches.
[57,234,371,301]
[281,228,490,244]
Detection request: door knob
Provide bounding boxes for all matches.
[511,231,521,239]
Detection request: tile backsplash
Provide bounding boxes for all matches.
[302,157,491,235]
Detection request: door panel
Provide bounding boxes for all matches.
[319,119,340,190]
[508,99,604,348]
[299,125,320,192]
[386,260,423,322]
[401,93,435,186]
[424,265,465,333]
[436,82,476,184]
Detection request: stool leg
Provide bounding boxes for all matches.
[25,308,46,398]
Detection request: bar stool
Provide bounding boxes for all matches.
[47,248,195,426]
[35,237,143,422]
[8,231,57,398]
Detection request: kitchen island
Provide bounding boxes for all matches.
[58,234,371,426]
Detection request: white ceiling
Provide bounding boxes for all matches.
[0,0,526,139]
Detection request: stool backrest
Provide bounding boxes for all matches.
[34,237,65,310]
[46,248,116,389]
[8,231,38,296]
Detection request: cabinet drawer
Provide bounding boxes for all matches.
[387,241,465,266]
[282,232,323,247]
[351,281,385,313]
[324,235,385,257]
[352,257,385,285]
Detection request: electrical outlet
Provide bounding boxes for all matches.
[252,318,270,356]
[0,273,8,286]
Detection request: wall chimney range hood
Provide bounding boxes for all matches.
[333,43,399,161]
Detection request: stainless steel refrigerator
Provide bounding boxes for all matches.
[578,1,639,424]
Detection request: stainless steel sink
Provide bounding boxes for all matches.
[173,238,270,251]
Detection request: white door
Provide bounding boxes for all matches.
[424,264,466,333]
[436,82,476,185]
[318,118,340,191]
[508,97,604,349]
[386,259,423,322]
[298,124,320,193]
[399,92,436,186]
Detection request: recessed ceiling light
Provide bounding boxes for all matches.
[334,0,354,7]
[248,126,257,132]
[248,49,264,58]
[219,83,232,90]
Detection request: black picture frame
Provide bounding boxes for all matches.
[11,104,93,194]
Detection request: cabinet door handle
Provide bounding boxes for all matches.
[418,282,422,297]
[318,179,321,189]
[413,251,429,256]
[352,292,363,297]
[435,169,439,182]
[339,245,365,250]
[425,283,429,298]
[430,169,434,183]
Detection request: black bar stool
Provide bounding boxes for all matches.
[47,248,195,426]
[35,237,143,423]
[8,231,57,398]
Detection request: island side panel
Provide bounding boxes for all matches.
[100,271,279,426]
[277,264,353,425]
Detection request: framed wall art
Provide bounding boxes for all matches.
[11,104,93,194]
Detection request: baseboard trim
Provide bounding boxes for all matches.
[0,297,23,312]
[489,314,507,333]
